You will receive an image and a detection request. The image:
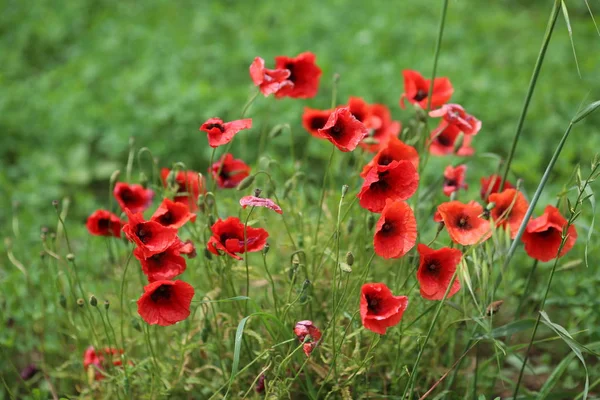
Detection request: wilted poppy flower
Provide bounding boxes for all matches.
[429,103,482,136]
[316,107,369,152]
[480,174,514,201]
[359,103,402,153]
[360,283,408,335]
[373,200,417,259]
[361,135,419,177]
[416,244,462,300]
[436,201,492,246]
[521,205,577,262]
[443,165,468,197]
[274,51,322,99]
[84,346,125,381]
[113,182,154,213]
[255,374,266,394]
[249,57,293,96]
[178,239,197,258]
[20,364,39,381]
[160,168,206,211]
[134,239,192,282]
[151,198,196,229]
[429,123,474,156]
[122,210,178,258]
[399,70,453,110]
[86,210,123,237]
[302,107,332,137]
[200,117,252,148]
[488,189,529,239]
[358,161,419,213]
[240,196,283,214]
[207,217,269,260]
[137,280,195,326]
[210,153,251,189]
[294,320,322,356]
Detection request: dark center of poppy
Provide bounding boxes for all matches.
[150,285,172,303]
[136,225,151,243]
[378,155,394,166]
[220,233,239,244]
[456,216,471,229]
[329,122,344,137]
[370,171,390,192]
[159,211,173,225]
[353,111,365,122]
[444,178,457,187]
[205,123,225,132]
[537,228,556,237]
[97,218,110,230]
[414,89,427,101]
[120,188,134,202]
[437,133,453,147]
[149,252,163,263]
[285,63,296,82]
[427,261,439,272]
[380,221,394,235]
[366,294,381,314]
[310,117,328,131]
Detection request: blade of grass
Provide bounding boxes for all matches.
[560,1,581,78]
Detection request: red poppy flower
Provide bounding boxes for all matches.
[359,103,402,153]
[488,189,529,239]
[134,239,191,282]
[151,198,196,229]
[207,217,269,260]
[302,107,332,137]
[160,168,206,211]
[429,123,474,156]
[521,205,577,262]
[113,182,154,213]
[345,97,381,130]
[358,161,419,213]
[249,57,293,96]
[316,107,369,152]
[399,70,453,110]
[294,320,322,357]
[86,210,123,237]
[240,196,283,214]
[360,283,408,335]
[480,174,514,201]
[274,51,322,99]
[361,135,419,178]
[200,117,252,148]
[373,200,417,259]
[83,346,124,381]
[210,153,251,189]
[429,103,482,136]
[416,244,462,300]
[122,210,178,258]
[436,201,492,246]
[443,165,468,197]
[137,280,194,326]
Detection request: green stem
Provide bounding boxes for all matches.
[311,146,336,273]
[514,259,538,318]
[119,251,134,396]
[244,206,256,315]
[426,0,449,111]
[500,0,561,189]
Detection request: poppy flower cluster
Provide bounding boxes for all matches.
[161,168,206,211]
[120,197,197,326]
[83,346,126,381]
[210,153,251,189]
[250,52,322,98]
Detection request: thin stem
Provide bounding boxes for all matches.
[514,260,538,318]
[500,0,561,189]
[119,251,134,395]
[244,206,256,315]
[311,146,335,273]
[426,0,449,111]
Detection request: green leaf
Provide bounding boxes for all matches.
[584,185,596,269]
[561,1,581,78]
[573,100,600,123]
[539,311,591,400]
[475,319,535,339]
[225,315,250,398]
[537,352,575,399]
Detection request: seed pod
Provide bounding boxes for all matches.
[66,253,75,262]
[345,251,354,266]
[263,243,270,255]
[89,295,98,307]
[59,294,67,309]
[77,298,85,307]
[131,318,142,332]
[341,184,349,198]
[104,300,110,310]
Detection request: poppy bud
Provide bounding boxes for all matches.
[131,318,142,332]
[486,300,504,316]
[452,132,465,154]
[41,226,49,234]
[263,243,270,255]
[203,248,213,260]
[347,217,355,234]
[341,184,349,198]
[345,251,354,266]
[283,179,294,199]
[367,214,376,231]
[52,200,59,209]
[298,234,304,248]
[333,73,341,84]
[486,202,496,211]
[139,172,149,189]
[269,124,286,139]
[66,253,75,262]
[89,295,98,307]
[254,188,262,198]
[236,175,256,191]
[59,294,67,309]
[104,300,110,310]
[289,260,299,280]
[255,374,266,394]
[77,298,85,307]
[208,214,216,227]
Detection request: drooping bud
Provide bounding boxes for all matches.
[263,243,270,255]
[59,294,67,309]
[268,124,286,139]
[139,172,149,189]
[345,251,354,266]
[341,184,349,198]
[132,318,142,332]
[104,300,110,310]
[89,295,98,307]
[236,175,256,191]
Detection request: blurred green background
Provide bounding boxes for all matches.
[2,0,599,235]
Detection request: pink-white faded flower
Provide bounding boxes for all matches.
[239,196,283,214]
[294,320,322,357]
[429,103,481,136]
[249,57,293,96]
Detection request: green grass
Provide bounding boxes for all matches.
[1,0,600,398]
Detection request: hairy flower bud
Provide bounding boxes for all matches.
[236,175,256,191]
[345,251,354,266]
[89,295,98,307]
